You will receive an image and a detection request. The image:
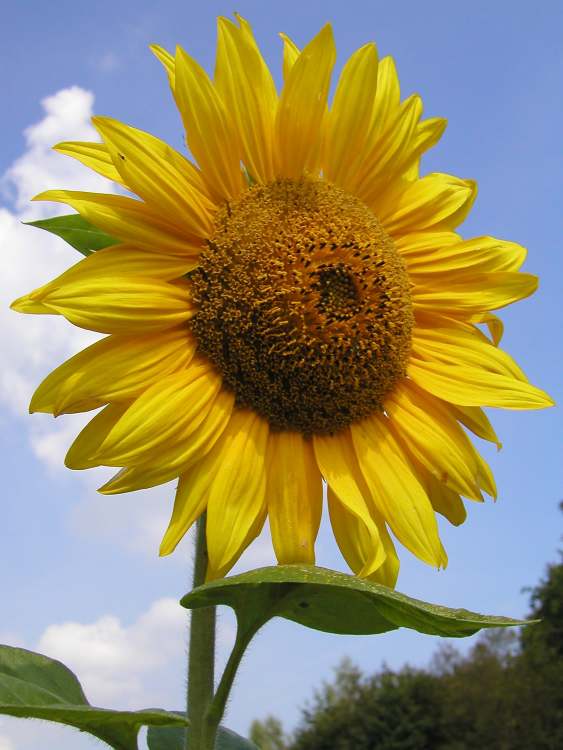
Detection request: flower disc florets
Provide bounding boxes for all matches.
[189,177,413,434]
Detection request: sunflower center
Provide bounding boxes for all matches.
[189,177,413,434]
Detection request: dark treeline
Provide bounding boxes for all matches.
[250,527,563,750]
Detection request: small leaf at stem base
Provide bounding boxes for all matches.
[0,645,187,750]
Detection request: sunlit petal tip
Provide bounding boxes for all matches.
[233,12,252,31]
[53,140,77,154]
[96,479,114,495]
[90,115,110,129]
[314,23,336,53]
[30,190,51,202]
[542,392,556,408]
[10,294,30,312]
[64,450,94,471]
[526,274,539,296]
[51,405,65,419]
[158,538,175,557]
[10,293,50,314]
[465,178,478,201]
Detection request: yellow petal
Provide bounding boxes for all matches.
[375,173,477,236]
[45,243,198,285]
[65,402,130,470]
[31,190,201,256]
[412,319,529,382]
[386,382,483,500]
[340,55,431,197]
[448,404,502,449]
[100,388,235,494]
[468,311,504,345]
[14,275,194,334]
[266,432,322,564]
[328,488,400,588]
[409,359,554,410]
[9,296,52,314]
[351,414,446,567]
[30,328,196,416]
[158,397,241,556]
[94,361,221,467]
[175,45,244,201]
[159,471,210,557]
[368,56,401,139]
[324,43,379,188]
[93,116,215,236]
[150,44,176,89]
[406,236,527,275]
[355,94,423,204]
[313,430,387,577]
[412,271,538,314]
[279,33,300,81]
[400,117,448,181]
[395,230,461,258]
[205,409,269,578]
[215,16,277,183]
[419,469,468,526]
[275,24,336,178]
[54,141,123,184]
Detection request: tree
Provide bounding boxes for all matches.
[250,509,563,749]
[289,659,446,750]
[249,715,288,750]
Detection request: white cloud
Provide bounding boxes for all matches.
[0,86,113,424]
[36,597,236,710]
[38,598,186,707]
[0,597,237,749]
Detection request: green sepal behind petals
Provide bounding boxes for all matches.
[25,213,119,256]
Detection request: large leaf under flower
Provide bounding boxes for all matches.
[181,565,530,637]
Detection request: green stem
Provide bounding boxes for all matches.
[202,618,264,748]
[186,513,216,750]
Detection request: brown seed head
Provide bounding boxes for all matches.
[189,177,413,434]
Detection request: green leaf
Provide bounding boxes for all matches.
[181,565,531,638]
[25,214,119,256]
[147,720,258,749]
[0,645,187,750]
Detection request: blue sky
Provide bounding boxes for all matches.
[1,1,562,748]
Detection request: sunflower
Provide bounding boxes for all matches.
[12,17,552,585]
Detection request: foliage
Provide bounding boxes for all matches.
[249,716,288,750]
[250,548,563,750]
[182,565,528,638]
[0,645,186,750]
[26,214,118,255]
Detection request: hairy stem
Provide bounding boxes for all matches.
[186,513,216,750]
[202,618,263,748]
